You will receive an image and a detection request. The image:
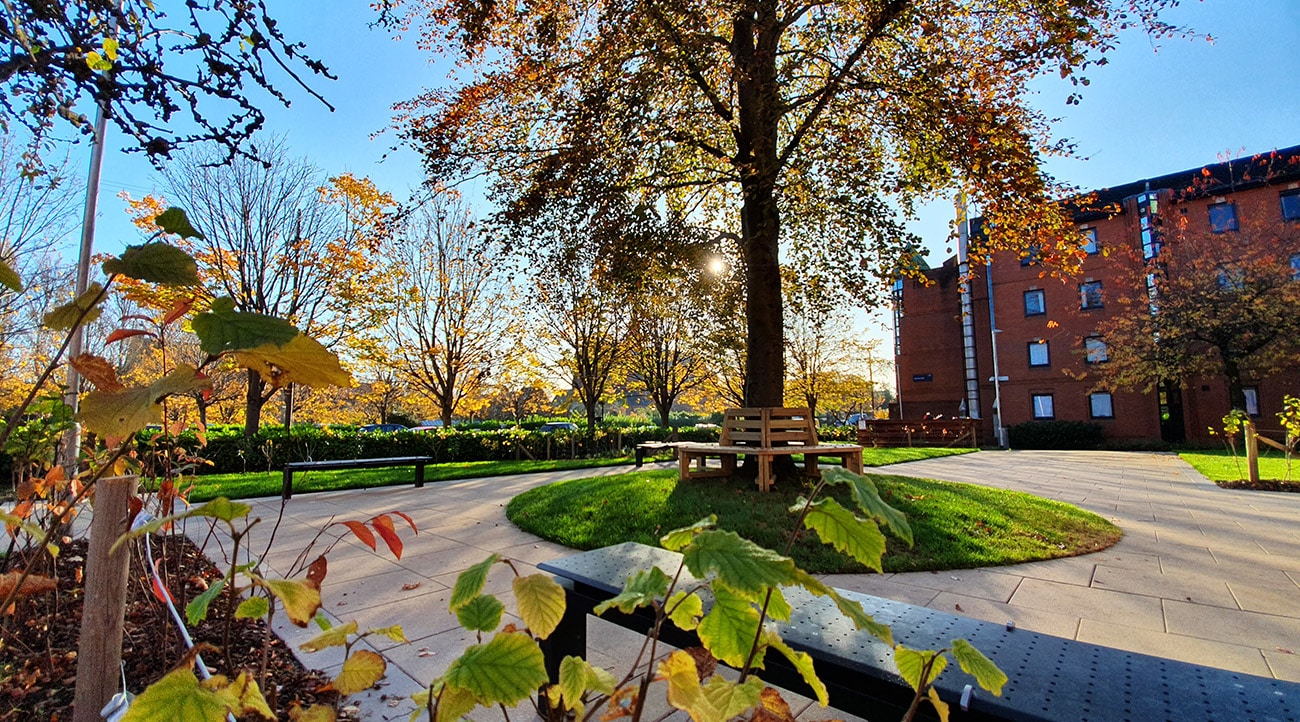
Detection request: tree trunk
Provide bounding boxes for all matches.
[735,6,785,408]
[243,369,265,437]
[281,383,295,429]
[655,399,672,428]
[1224,358,1248,411]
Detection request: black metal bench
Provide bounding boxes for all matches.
[634,442,686,468]
[280,456,434,499]
[538,542,1300,722]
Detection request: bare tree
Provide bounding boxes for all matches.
[783,268,865,420]
[383,196,513,426]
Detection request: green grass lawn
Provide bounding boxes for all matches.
[506,469,1120,574]
[1178,448,1298,483]
[182,456,637,502]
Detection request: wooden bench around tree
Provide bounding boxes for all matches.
[538,542,1300,722]
[280,456,434,500]
[676,408,863,491]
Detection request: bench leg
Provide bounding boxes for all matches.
[635,446,645,468]
[539,578,588,718]
[282,468,293,500]
[415,463,426,488]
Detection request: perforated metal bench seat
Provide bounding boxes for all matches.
[538,543,1300,722]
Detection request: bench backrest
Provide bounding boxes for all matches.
[720,407,818,447]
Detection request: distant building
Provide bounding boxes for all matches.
[894,146,1300,445]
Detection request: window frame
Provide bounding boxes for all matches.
[1027,340,1050,368]
[1084,336,1109,364]
[1081,227,1099,255]
[1244,387,1260,417]
[1079,280,1104,310]
[1280,189,1300,222]
[1089,392,1115,419]
[1031,393,1055,420]
[1023,289,1046,317]
[1208,201,1239,233]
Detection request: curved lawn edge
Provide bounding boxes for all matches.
[507,470,1121,574]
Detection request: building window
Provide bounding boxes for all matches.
[1081,228,1099,255]
[1290,253,1300,280]
[1089,392,1114,419]
[1281,189,1300,221]
[1020,244,1041,267]
[1244,387,1260,416]
[1085,336,1109,364]
[1032,394,1055,419]
[1138,192,1162,260]
[1216,263,1246,291]
[1024,289,1046,316]
[1027,340,1050,368]
[1080,280,1104,310]
[1208,202,1238,233]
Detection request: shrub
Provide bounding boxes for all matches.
[1007,420,1105,450]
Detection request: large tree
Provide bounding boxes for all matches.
[382,195,513,426]
[1093,212,1300,412]
[0,0,331,164]
[381,0,1179,407]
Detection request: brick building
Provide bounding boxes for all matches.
[894,147,1300,445]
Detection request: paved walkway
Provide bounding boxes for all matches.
[182,451,1300,720]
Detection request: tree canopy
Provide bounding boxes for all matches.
[1,0,332,164]
[380,0,1183,407]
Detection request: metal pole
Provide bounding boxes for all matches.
[57,91,111,476]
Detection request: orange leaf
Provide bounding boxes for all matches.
[337,520,376,550]
[306,555,328,589]
[151,559,175,604]
[71,353,124,392]
[0,572,58,601]
[371,515,403,560]
[105,328,154,345]
[162,296,196,326]
[387,510,418,535]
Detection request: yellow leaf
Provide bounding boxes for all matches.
[123,667,272,722]
[235,333,353,389]
[333,649,387,695]
[300,620,358,652]
[512,573,566,639]
[289,703,335,722]
[658,650,723,722]
[209,672,274,720]
[258,577,322,627]
[927,687,950,722]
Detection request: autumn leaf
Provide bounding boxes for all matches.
[0,257,21,292]
[43,283,104,330]
[236,333,352,390]
[71,353,124,392]
[102,242,200,286]
[0,572,57,600]
[331,650,387,695]
[191,296,298,355]
[105,328,154,345]
[370,514,404,559]
[79,364,210,440]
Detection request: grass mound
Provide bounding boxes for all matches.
[506,470,1120,574]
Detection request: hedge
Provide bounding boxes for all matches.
[1007,420,1105,450]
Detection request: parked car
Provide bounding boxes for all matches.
[358,423,408,433]
[409,425,444,433]
[537,422,578,433]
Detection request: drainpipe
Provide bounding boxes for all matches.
[956,195,980,421]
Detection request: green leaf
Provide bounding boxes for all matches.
[764,586,793,622]
[236,597,269,620]
[185,578,225,626]
[443,632,548,706]
[665,590,704,631]
[102,242,200,285]
[412,682,477,722]
[593,566,671,615]
[791,570,893,644]
[702,675,764,720]
[796,497,887,573]
[697,586,761,668]
[456,594,505,633]
[894,645,947,693]
[823,467,913,546]
[300,620,359,652]
[0,511,58,556]
[659,651,763,722]
[235,333,353,389]
[191,297,298,355]
[555,656,616,715]
[0,258,21,292]
[122,667,272,722]
[951,638,1007,696]
[85,50,112,71]
[190,497,252,523]
[766,632,828,706]
[155,207,205,239]
[450,554,498,612]
[333,649,387,695]
[257,577,321,627]
[660,515,716,551]
[513,573,565,639]
[682,530,798,596]
[43,282,104,330]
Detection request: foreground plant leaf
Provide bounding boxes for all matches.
[665,590,704,631]
[661,515,717,551]
[894,645,947,693]
[192,296,298,355]
[154,207,205,240]
[412,681,477,722]
[332,650,387,695]
[185,578,225,625]
[513,573,565,639]
[456,594,505,632]
[122,667,273,721]
[593,566,671,615]
[823,467,914,546]
[951,638,1007,695]
[683,530,798,595]
[301,621,359,652]
[258,577,322,627]
[553,655,617,716]
[79,365,210,440]
[451,555,498,611]
[795,497,886,573]
[764,632,828,706]
[235,333,353,389]
[236,597,270,620]
[660,650,763,722]
[288,702,337,722]
[0,257,21,292]
[43,283,104,330]
[443,632,547,705]
[102,242,200,285]
[696,586,761,668]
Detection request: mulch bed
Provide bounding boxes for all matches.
[0,534,344,721]
[1215,479,1300,492]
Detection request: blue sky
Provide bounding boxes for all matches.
[85,0,1299,305]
